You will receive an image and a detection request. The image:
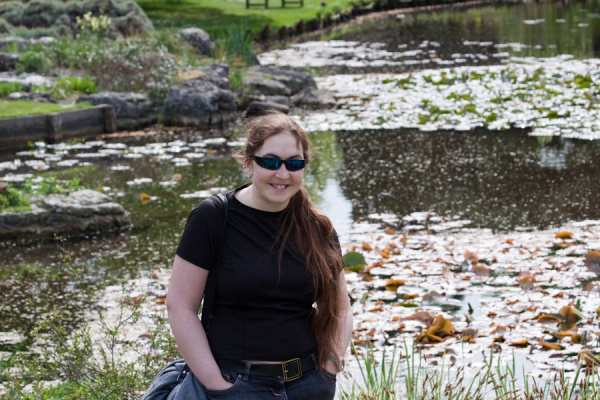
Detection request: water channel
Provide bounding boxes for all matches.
[1,0,600,391]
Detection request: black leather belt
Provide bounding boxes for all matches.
[217,355,317,382]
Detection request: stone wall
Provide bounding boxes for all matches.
[0,190,131,247]
[0,104,116,150]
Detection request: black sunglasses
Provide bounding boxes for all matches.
[251,155,306,171]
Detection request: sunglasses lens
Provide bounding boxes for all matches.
[254,156,281,170]
[253,156,305,171]
[285,160,306,171]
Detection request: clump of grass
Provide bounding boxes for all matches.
[339,342,400,400]
[0,184,30,213]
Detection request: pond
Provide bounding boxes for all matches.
[1,0,600,393]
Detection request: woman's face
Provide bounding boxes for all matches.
[245,130,305,212]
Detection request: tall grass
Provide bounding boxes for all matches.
[341,340,600,400]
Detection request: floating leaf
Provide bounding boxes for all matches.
[579,350,600,366]
[362,243,373,251]
[343,252,366,272]
[585,250,600,263]
[403,311,433,325]
[553,331,581,343]
[509,339,529,347]
[555,231,573,239]
[403,293,419,300]
[396,302,418,307]
[384,227,395,234]
[385,278,405,292]
[462,328,478,343]
[140,192,151,205]
[518,276,536,290]
[539,341,564,350]
[464,251,478,264]
[536,314,563,324]
[558,305,584,325]
[472,264,491,276]
[584,251,600,272]
[427,315,456,337]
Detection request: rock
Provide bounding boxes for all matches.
[243,75,291,96]
[180,27,215,56]
[7,91,56,103]
[76,92,157,130]
[0,53,19,72]
[245,101,290,117]
[162,64,236,127]
[0,37,29,52]
[291,87,336,109]
[0,189,131,247]
[246,65,317,94]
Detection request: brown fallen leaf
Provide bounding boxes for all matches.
[555,231,573,239]
[509,339,529,347]
[362,243,373,251]
[462,328,478,343]
[472,264,491,276]
[384,227,396,234]
[579,350,600,366]
[518,276,536,290]
[539,341,564,350]
[385,279,405,292]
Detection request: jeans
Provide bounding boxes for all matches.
[204,366,337,400]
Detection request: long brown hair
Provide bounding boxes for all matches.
[242,111,344,369]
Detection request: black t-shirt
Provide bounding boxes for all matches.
[176,187,318,361]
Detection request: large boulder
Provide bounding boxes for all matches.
[291,87,336,109]
[180,27,214,56]
[0,189,131,247]
[76,91,157,130]
[245,66,317,95]
[162,63,236,127]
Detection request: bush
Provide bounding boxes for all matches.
[0,81,23,97]
[48,36,178,105]
[0,0,153,38]
[16,47,52,74]
[0,17,12,34]
[0,1,23,26]
[0,185,31,212]
[52,76,97,99]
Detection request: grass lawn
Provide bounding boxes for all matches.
[135,0,371,35]
[0,101,90,119]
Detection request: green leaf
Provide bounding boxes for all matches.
[343,251,366,272]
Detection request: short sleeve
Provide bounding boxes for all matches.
[176,196,225,270]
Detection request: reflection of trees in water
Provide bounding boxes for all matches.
[336,128,600,231]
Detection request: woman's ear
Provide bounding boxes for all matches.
[244,157,253,178]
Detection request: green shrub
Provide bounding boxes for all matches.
[0,185,31,212]
[0,81,23,97]
[0,1,23,26]
[213,24,257,67]
[16,47,52,74]
[22,176,83,196]
[52,76,97,99]
[0,0,153,38]
[0,17,12,34]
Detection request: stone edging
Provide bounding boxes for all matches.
[0,104,116,150]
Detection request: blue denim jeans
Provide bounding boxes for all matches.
[204,366,337,400]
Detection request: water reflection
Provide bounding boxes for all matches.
[336,128,600,231]
[261,0,600,74]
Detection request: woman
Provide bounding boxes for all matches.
[167,111,353,399]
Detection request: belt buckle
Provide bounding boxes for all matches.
[282,358,302,382]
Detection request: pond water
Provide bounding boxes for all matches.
[1,0,600,392]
